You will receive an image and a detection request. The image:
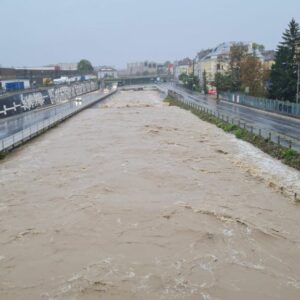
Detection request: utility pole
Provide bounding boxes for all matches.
[192,58,195,76]
[297,63,300,104]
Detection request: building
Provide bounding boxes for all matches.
[52,63,78,71]
[96,66,117,79]
[167,64,174,75]
[174,58,193,80]
[0,66,78,87]
[194,49,212,80]
[196,42,265,85]
[127,61,158,76]
[195,42,236,84]
[262,50,276,70]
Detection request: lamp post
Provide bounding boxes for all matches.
[297,62,299,104]
[296,38,300,104]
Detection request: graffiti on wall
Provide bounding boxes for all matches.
[0,81,98,118]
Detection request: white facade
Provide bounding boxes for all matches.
[174,65,190,80]
[56,63,78,71]
[97,67,117,79]
[126,61,158,75]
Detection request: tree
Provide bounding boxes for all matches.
[215,73,232,99]
[252,43,265,53]
[179,73,189,84]
[269,19,300,101]
[229,43,249,91]
[77,59,94,73]
[179,73,200,91]
[240,55,266,97]
[202,70,208,94]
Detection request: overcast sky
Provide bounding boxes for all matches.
[1,0,299,68]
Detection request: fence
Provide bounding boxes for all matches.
[168,89,300,153]
[0,90,116,153]
[221,92,300,118]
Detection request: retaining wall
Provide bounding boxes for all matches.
[0,81,98,118]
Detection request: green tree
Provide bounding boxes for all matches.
[179,73,189,85]
[269,19,300,101]
[77,59,94,73]
[229,43,249,91]
[252,43,265,53]
[179,73,200,91]
[202,70,208,94]
[215,73,232,99]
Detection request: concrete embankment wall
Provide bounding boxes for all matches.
[0,90,117,153]
[0,81,98,118]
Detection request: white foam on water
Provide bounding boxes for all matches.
[232,137,300,198]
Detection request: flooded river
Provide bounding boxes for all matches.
[0,90,300,299]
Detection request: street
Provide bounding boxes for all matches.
[161,84,300,149]
[0,90,105,140]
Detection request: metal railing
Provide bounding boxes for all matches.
[222,92,300,118]
[0,90,116,152]
[167,89,300,153]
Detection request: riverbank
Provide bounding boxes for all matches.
[0,90,300,299]
[164,95,300,173]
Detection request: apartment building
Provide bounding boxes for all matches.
[126,61,158,75]
[195,42,264,85]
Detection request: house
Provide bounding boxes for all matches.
[174,58,193,80]
[262,50,276,70]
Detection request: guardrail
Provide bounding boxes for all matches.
[0,90,117,153]
[163,88,300,153]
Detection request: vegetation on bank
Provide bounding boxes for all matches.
[0,151,6,160]
[164,96,300,171]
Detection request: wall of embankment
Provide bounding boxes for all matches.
[0,81,98,118]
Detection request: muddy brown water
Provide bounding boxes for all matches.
[0,90,300,300]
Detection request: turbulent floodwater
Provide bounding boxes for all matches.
[1,89,300,300]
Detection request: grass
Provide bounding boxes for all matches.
[164,95,300,171]
[0,151,6,160]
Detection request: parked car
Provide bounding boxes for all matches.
[208,89,217,95]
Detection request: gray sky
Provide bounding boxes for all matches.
[1,0,299,68]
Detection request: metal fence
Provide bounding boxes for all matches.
[222,92,300,118]
[0,90,116,152]
[168,89,300,152]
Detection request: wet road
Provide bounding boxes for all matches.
[160,84,300,149]
[0,90,105,139]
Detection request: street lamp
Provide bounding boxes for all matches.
[297,62,300,104]
[296,37,300,104]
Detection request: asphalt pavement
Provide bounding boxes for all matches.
[0,90,104,139]
[160,83,300,150]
